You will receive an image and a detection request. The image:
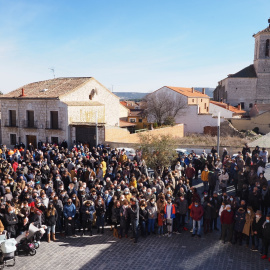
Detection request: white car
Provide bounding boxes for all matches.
[175,148,200,158]
[116,147,137,160]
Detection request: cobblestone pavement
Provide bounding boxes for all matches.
[10,164,270,270]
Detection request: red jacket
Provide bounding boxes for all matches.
[220,210,234,225]
[185,167,195,179]
[190,204,204,221]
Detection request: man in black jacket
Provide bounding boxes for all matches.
[127,197,139,243]
[252,210,265,253]
[261,214,270,260]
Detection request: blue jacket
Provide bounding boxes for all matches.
[63,203,76,218]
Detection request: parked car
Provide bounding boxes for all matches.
[175,148,190,157]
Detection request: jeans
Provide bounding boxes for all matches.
[192,219,201,235]
[158,225,163,235]
[47,225,56,234]
[203,181,209,192]
[148,219,155,233]
[65,217,75,235]
[96,215,105,229]
[131,219,139,241]
[254,235,263,252]
[140,220,147,236]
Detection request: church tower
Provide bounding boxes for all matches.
[253,19,270,103]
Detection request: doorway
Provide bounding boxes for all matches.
[26,135,37,149]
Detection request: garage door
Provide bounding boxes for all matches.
[76,126,96,146]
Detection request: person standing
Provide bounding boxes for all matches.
[220,205,234,244]
[261,214,270,260]
[190,201,204,237]
[63,198,77,237]
[127,197,139,243]
[164,197,176,237]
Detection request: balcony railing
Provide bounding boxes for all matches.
[22,120,39,129]
[4,120,18,127]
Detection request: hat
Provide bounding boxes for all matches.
[256,210,262,215]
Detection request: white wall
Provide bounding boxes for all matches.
[209,103,233,118]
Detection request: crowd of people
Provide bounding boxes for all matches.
[0,141,269,262]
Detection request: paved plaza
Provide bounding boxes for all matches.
[11,164,270,270]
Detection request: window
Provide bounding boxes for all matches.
[266,39,269,57]
[10,134,16,145]
[204,103,207,109]
[27,110,34,128]
[51,137,59,145]
[201,99,203,102]
[50,111,59,129]
[9,110,16,127]
[129,118,136,123]
[139,119,142,123]
[192,99,194,103]
[249,103,253,108]
[240,102,245,109]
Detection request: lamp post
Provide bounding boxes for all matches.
[217,112,220,157]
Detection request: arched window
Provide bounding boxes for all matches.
[266,39,269,57]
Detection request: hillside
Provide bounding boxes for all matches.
[114,88,214,100]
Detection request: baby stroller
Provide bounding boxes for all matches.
[15,224,40,256]
[0,232,16,269]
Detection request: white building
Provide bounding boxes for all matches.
[0,77,122,148]
[214,20,270,110]
[147,86,224,134]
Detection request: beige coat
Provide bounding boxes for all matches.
[242,212,255,236]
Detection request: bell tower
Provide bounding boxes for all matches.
[253,19,270,103]
[253,19,270,73]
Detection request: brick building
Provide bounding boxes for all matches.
[0,77,123,148]
[213,20,270,110]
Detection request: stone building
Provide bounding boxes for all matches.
[0,77,122,148]
[213,20,270,110]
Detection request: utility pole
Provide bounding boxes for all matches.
[217,112,220,157]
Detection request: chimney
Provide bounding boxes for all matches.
[192,87,195,93]
[238,103,241,110]
[20,88,26,97]
[202,88,205,94]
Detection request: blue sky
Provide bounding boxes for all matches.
[0,0,269,93]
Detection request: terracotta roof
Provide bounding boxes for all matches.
[63,101,104,106]
[210,101,246,114]
[119,120,136,127]
[253,26,270,37]
[228,65,257,78]
[166,86,209,98]
[1,77,92,98]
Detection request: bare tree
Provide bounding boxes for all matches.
[143,91,187,126]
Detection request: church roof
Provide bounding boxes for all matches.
[253,26,270,37]
[228,64,257,78]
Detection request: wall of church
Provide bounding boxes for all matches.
[225,77,257,110]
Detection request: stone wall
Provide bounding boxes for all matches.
[105,124,184,144]
[60,78,120,127]
[1,99,67,147]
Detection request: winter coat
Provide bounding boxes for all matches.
[139,208,148,223]
[156,198,166,214]
[81,204,95,221]
[208,171,216,186]
[234,209,246,232]
[46,210,58,226]
[95,203,106,217]
[164,203,176,219]
[111,206,120,223]
[63,203,76,219]
[262,221,270,240]
[203,202,213,220]
[190,204,204,221]
[185,167,195,179]
[252,216,265,238]
[127,201,139,221]
[201,170,209,182]
[147,203,157,219]
[175,198,188,215]
[242,212,255,236]
[220,210,234,224]
[4,212,18,236]
[219,172,229,188]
